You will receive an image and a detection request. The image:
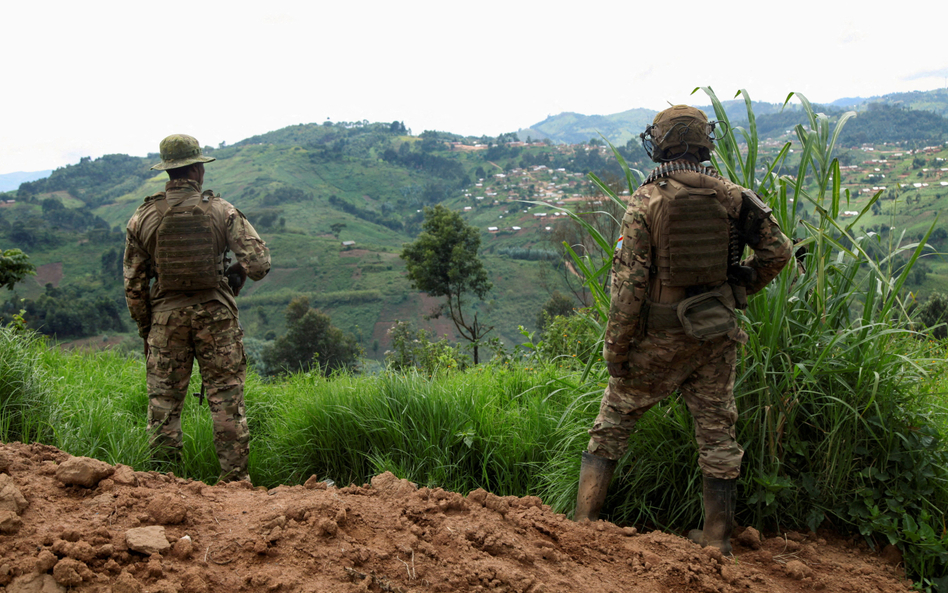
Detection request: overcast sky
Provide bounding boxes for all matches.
[2,0,945,175]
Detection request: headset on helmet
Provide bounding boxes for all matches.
[640,105,728,163]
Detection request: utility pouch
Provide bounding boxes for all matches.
[676,292,736,341]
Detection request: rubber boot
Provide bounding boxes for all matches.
[574,451,617,522]
[688,476,736,555]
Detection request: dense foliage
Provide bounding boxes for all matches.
[837,103,948,146]
[261,296,360,376]
[0,248,36,290]
[17,154,154,207]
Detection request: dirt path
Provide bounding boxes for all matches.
[0,442,912,592]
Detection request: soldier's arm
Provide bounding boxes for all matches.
[226,209,271,282]
[122,223,152,339]
[742,214,792,295]
[602,194,651,364]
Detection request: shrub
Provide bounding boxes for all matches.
[384,320,470,375]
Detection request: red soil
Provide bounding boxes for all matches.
[0,442,913,593]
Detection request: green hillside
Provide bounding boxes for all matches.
[526,88,948,146]
[519,100,793,146]
[519,108,657,146]
[0,122,648,359]
[830,88,948,117]
[7,107,948,361]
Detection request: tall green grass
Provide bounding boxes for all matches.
[0,328,55,443]
[0,333,579,494]
[252,365,572,491]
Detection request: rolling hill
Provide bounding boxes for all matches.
[0,122,644,360]
[5,86,948,361]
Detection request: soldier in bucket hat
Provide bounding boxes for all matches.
[150,134,217,171]
[573,106,792,555]
[124,134,270,483]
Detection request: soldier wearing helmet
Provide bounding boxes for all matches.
[123,134,270,483]
[574,106,792,555]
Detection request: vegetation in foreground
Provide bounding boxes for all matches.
[2,315,947,589]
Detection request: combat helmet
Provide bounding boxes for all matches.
[150,134,216,171]
[640,105,722,163]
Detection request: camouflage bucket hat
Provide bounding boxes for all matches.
[150,134,216,171]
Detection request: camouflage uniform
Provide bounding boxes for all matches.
[587,164,792,479]
[124,175,270,481]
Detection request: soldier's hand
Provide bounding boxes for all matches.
[607,361,630,378]
[226,263,247,296]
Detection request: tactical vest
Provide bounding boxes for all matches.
[649,178,730,288]
[153,192,223,292]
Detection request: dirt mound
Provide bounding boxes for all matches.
[0,442,913,592]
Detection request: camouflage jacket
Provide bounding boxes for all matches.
[123,179,270,338]
[603,168,792,363]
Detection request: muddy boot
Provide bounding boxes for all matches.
[574,451,617,522]
[218,469,251,484]
[149,442,183,470]
[688,476,736,555]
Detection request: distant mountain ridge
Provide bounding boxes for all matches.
[521,88,948,146]
[0,170,52,193]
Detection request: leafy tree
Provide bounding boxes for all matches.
[262,186,312,205]
[536,291,577,331]
[262,296,360,376]
[0,248,36,290]
[100,247,123,281]
[918,292,948,339]
[400,205,493,363]
[421,181,447,205]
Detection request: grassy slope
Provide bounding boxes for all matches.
[3,130,601,357]
[12,110,948,355]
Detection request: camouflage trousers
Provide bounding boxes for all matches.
[146,301,249,480]
[588,331,742,479]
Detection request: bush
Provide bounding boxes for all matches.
[262,297,361,376]
[384,320,470,375]
[917,292,948,339]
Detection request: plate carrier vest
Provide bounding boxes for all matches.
[649,178,730,288]
[153,192,223,292]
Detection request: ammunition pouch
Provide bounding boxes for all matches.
[677,292,737,341]
[646,290,737,341]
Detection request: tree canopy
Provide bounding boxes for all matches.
[262,296,360,376]
[0,248,36,291]
[400,204,493,363]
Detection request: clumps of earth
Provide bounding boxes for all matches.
[0,442,913,592]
